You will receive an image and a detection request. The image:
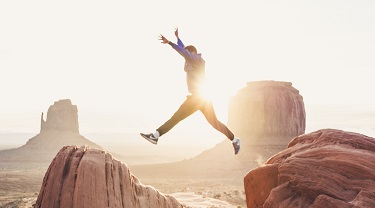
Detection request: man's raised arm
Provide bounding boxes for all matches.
[175,27,185,48]
[159,34,195,61]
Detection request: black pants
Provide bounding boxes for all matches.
[157,95,234,141]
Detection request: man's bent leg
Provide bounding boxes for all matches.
[157,96,199,136]
[200,100,235,141]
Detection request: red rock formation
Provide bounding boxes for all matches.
[229,81,305,140]
[244,129,375,208]
[35,146,182,208]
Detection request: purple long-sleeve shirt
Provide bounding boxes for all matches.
[168,38,205,95]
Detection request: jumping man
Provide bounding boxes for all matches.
[140,28,240,155]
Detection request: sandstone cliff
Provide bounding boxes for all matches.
[228,80,305,140]
[35,146,182,208]
[244,129,375,208]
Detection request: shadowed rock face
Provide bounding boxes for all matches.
[228,81,305,140]
[35,146,182,208]
[244,129,375,208]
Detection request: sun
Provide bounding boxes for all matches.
[199,77,235,120]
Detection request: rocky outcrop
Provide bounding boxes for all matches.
[35,146,182,208]
[244,129,375,208]
[40,99,79,132]
[228,81,305,139]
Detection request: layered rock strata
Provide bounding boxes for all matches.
[35,146,182,208]
[244,129,375,208]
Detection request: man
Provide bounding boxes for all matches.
[140,28,240,155]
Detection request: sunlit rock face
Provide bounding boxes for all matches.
[244,129,375,208]
[41,99,79,132]
[35,146,182,208]
[228,81,305,140]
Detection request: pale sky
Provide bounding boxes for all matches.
[1,0,374,134]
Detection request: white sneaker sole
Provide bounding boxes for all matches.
[140,133,158,145]
[234,139,240,155]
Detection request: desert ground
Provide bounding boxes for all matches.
[0,140,247,208]
[0,168,43,208]
[0,168,246,208]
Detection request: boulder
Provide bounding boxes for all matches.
[244,129,375,208]
[228,81,305,140]
[35,146,182,208]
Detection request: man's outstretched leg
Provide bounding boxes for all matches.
[140,96,199,144]
[200,99,241,155]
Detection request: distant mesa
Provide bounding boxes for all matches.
[35,146,182,208]
[190,81,306,163]
[40,99,79,133]
[0,99,102,165]
[228,80,306,140]
[244,129,375,208]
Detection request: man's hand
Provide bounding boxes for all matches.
[174,27,179,38]
[159,34,169,44]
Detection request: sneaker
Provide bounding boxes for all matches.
[140,133,158,145]
[232,138,240,155]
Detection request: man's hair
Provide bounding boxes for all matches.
[185,45,197,54]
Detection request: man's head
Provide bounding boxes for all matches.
[185,45,197,54]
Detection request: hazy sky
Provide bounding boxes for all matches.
[1,0,374,134]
